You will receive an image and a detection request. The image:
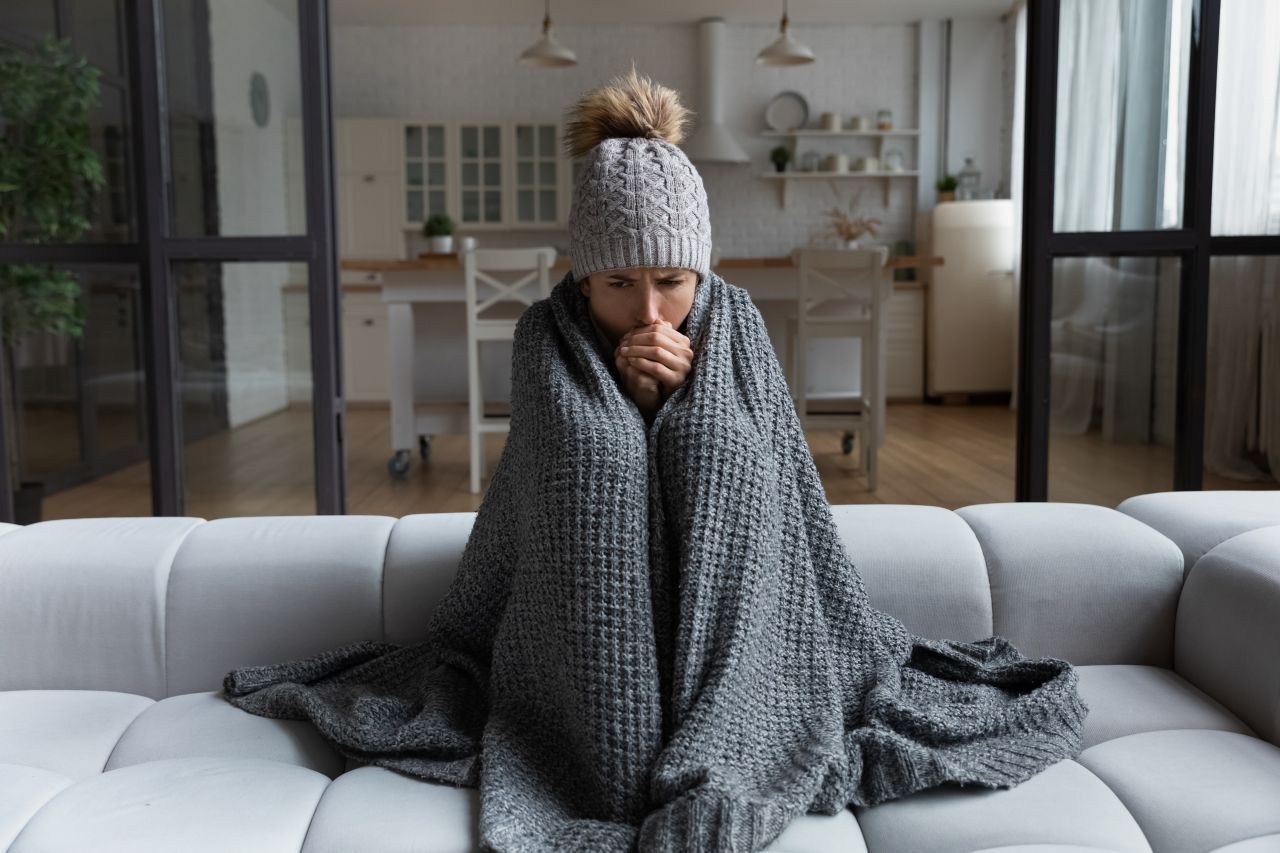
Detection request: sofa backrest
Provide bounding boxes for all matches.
[0,502,1186,699]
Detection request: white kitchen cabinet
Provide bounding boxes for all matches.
[511,121,565,227]
[341,292,392,402]
[886,288,925,400]
[337,119,401,175]
[788,286,925,403]
[283,288,391,405]
[457,122,505,226]
[335,119,404,260]
[402,121,450,227]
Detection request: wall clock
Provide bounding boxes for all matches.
[249,72,270,128]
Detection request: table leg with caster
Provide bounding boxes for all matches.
[386,301,416,479]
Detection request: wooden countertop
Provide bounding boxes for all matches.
[341,253,943,272]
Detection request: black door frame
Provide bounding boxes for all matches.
[0,0,345,518]
[1018,0,1278,501]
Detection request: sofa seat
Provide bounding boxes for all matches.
[6,757,329,853]
[0,662,1265,853]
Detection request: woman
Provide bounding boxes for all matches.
[222,66,1088,853]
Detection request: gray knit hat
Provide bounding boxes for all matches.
[563,66,712,284]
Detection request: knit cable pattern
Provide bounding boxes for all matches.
[567,137,712,281]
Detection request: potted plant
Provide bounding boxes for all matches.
[0,35,105,523]
[422,213,455,254]
[936,174,959,203]
[821,184,882,249]
[769,145,792,174]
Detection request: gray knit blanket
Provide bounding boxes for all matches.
[221,270,1088,852]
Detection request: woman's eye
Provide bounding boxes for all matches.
[607,281,630,288]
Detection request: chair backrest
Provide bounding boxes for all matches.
[791,246,891,320]
[462,247,557,325]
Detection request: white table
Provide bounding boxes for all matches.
[368,259,935,479]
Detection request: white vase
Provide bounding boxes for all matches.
[844,239,860,249]
[428,235,453,253]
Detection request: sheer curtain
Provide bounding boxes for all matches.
[1205,0,1280,483]
[1010,0,1185,442]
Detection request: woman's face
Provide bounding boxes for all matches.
[579,267,698,347]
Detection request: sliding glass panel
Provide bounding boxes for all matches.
[1211,0,1280,237]
[162,0,306,237]
[4,263,153,521]
[1204,255,1280,489]
[173,261,314,517]
[0,8,134,244]
[1048,256,1180,504]
[1054,0,1192,232]
[0,2,56,45]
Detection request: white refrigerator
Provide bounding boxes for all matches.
[927,200,1017,397]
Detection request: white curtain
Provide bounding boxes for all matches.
[1011,0,1182,440]
[1204,0,1280,483]
[1010,0,1279,481]
[1010,1,1026,411]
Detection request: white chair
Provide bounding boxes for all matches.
[463,247,556,494]
[786,246,892,491]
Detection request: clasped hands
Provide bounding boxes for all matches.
[613,321,694,420]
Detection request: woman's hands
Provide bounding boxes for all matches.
[614,320,695,421]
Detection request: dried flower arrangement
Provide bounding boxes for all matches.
[821,183,883,244]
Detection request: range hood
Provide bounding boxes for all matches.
[682,17,750,164]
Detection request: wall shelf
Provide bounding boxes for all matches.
[760,171,919,207]
[762,128,920,207]
[761,129,920,138]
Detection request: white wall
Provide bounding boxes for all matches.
[947,18,1006,196]
[1000,8,1019,201]
[208,0,304,428]
[331,21,922,258]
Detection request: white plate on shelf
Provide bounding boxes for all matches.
[764,91,809,132]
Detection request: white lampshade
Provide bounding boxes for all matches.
[518,6,577,68]
[756,4,815,66]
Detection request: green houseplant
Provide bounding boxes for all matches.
[0,34,105,522]
[936,173,959,203]
[769,145,792,173]
[422,213,455,254]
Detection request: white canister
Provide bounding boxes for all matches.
[850,115,869,131]
[833,153,849,173]
[821,111,841,131]
[862,156,880,173]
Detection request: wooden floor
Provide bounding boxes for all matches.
[40,402,1274,520]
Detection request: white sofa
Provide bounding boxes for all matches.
[2,491,1279,853]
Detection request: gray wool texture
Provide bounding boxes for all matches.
[221,270,1090,853]
[566,135,712,282]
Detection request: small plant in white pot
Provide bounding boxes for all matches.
[423,213,454,254]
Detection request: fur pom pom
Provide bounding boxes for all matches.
[562,62,694,158]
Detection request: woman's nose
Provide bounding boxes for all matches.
[636,284,662,325]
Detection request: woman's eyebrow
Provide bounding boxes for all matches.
[608,271,684,280]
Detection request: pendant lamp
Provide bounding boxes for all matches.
[756,0,815,66]
[518,0,577,68]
